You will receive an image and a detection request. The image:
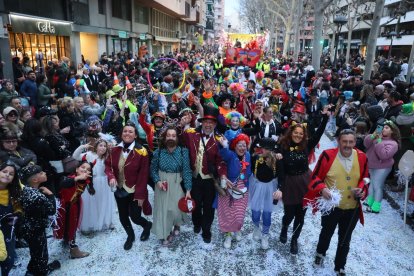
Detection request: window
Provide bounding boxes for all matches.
[134,4,149,24]
[98,0,106,15]
[112,0,131,20]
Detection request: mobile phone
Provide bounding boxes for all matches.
[376,125,383,134]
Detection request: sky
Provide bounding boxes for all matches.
[224,0,241,31]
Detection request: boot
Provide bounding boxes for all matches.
[290,239,298,255]
[124,234,135,250]
[370,201,381,213]
[252,226,261,241]
[363,196,374,207]
[140,221,152,241]
[313,253,325,268]
[223,233,232,249]
[70,246,90,259]
[47,260,61,273]
[261,234,269,250]
[234,231,242,242]
[279,225,288,244]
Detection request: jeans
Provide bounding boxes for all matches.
[368,168,392,202]
[251,210,272,234]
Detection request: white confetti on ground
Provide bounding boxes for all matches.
[9,135,414,275]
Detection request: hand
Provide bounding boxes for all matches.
[202,79,211,91]
[60,126,70,134]
[185,190,192,199]
[109,178,118,188]
[352,188,364,200]
[180,114,192,127]
[321,105,331,115]
[136,199,144,207]
[321,188,332,200]
[218,136,229,148]
[157,181,164,190]
[275,153,283,160]
[273,190,282,200]
[253,109,262,119]
[193,96,201,106]
[88,186,96,195]
[39,187,53,196]
[76,172,91,181]
[141,102,148,115]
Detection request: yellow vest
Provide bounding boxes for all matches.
[263,63,271,74]
[324,151,360,210]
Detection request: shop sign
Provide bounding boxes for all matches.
[10,14,72,36]
[139,33,146,40]
[118,31,128,38]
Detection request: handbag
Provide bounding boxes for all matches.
[62,157,79,174]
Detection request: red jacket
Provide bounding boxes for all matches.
[303,148,369,225]
[105,144,152,215]
[182,128,227,177]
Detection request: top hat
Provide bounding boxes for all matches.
[198,106,219,122]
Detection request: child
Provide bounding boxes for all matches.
[73,139,115,232]
[54,161,94,259]
[249,138,282,249]
[19,165,61,275]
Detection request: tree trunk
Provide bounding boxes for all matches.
[330,32,336,61]
[281,0,296,57]
[363,0,385,81]
[312,5,325,69]
[293,0,304,61]
[345,16,354,64]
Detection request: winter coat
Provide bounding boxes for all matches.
[0,147,37,171]
[0,90,18,112]
[363,136,399,169]
[37,83,53,107]
[0,230,6,261]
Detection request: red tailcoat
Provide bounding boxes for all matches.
[303,148,369,225]
[105,144,152,215]
[181,129,227,177]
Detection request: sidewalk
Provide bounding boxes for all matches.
[383,183,414,230]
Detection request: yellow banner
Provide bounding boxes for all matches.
[228,33,261,45]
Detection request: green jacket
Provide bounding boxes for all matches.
[37,84,53,107]
[0,90,18,112]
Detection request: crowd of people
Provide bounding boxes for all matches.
[0,48,412,276]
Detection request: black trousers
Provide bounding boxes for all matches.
[115,193,149,238]
[191,176,216,239]
[316,207,359,271]
[282,204,307,240]
[26,230,48,276]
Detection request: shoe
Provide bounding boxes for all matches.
[364,196,374,207]
[234,231,242,242]
[203,236,212,243]
[124,235,135,250]
[261,234,269,250]
[202,231,212,243]
[335,268,346,275]
[290,239,298,255]
[365,206,379,214]
[279,226,288,244]
[162,235,173,246]
[15,239,28,248]
[47,260,61,273]
[223,233,232,249]
[313,253,324,267]
[173,226,180,236]
[140,222,152,241]
[371,201,381,213]
[253,226,261,241]
[194,225,201,234]
[70,246,90,259]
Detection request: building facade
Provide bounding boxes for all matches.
[0,0,205,80]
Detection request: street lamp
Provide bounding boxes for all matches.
[333,15,347,68]
[228,24,232,32]
[387,31,397,59]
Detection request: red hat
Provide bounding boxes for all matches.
[292,101,306,114]
[178,197,196,213]
[230,133,250,150]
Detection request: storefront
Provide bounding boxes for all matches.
[8,13,72,73]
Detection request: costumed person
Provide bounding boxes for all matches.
[249,138,282,249]
[304,129,369,276]
[217,133,251,249]
[139,102,166,152]
[54,161,94,259]
[150,126,192,246]
[236,87,256,121]
[104,123,152,250]
[219,68,233,84]
[363,120,400,213]
[277,105,331,255]
[180,106,227,243]
[0,161,22,275]
[216,93,235,133]
[19,165,61,275]
[73,139,116,232]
